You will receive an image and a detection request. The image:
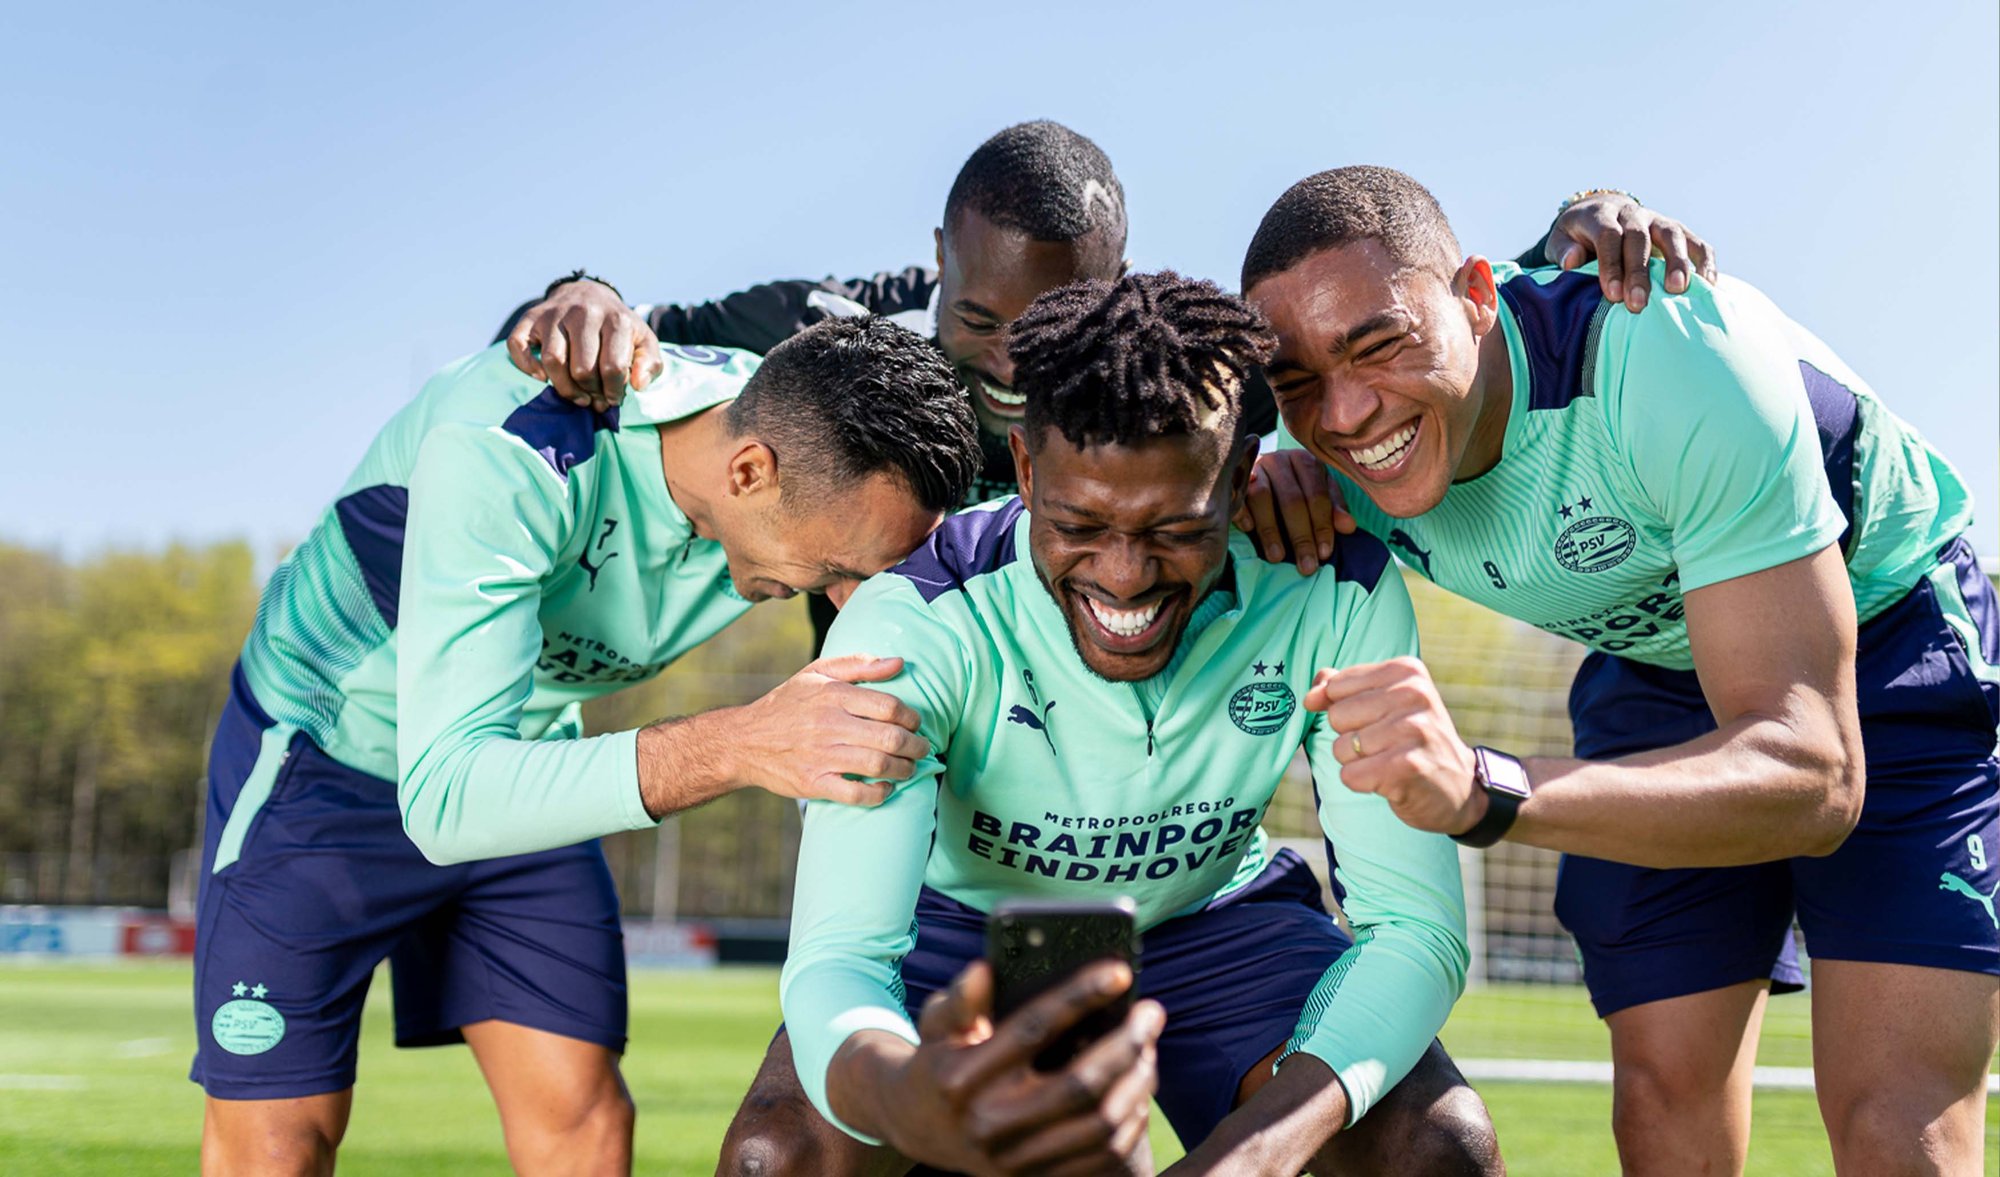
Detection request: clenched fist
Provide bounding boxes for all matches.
[1305,656,1483,837]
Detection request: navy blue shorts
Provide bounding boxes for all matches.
[893,848,1350,1147]
[1556,538,2000,1017]
[190,667,627,1100]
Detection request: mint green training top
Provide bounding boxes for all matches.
[1302,262,1975,669]
[236,342,760,867]
[780,499,1469,1139]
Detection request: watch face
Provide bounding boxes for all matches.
[1479,750,1533,799]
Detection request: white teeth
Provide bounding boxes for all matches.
[1348,422,1418,470]
[1086,597,1163,638]
[982,380,1026,407]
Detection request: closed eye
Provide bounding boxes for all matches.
[1356,333,1409,361]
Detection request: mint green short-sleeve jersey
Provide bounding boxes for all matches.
[1316,262,1974,670]
[780,500,1469,1138]
[238,342,760,865]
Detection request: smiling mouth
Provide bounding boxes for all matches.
[1344,419,1420,478]
[1070,588,1179,654]
[974,377,1026,415]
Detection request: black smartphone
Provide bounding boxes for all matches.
[985,897,1140,1071]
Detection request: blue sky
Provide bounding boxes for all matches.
[5,0,1995,558]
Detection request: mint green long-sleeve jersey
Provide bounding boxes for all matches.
[230,342,759,868]
[780,499,1469,1139]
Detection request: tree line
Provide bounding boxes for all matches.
[0,538,816,914]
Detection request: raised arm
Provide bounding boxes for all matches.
[496,268,937,408]
[1514,191,1718,312]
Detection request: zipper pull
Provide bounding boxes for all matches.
[1146,721,1154,757]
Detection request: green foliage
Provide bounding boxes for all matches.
[0,534,820,911]
[0,542,259,903]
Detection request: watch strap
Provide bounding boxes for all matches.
[1451,746,1529,849]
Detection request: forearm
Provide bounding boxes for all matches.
[634,708,748,819]
[1513,707,1861,866]
[825,1029,918,1145]
[399,727,653,864]
[1171,1055,1347,1175]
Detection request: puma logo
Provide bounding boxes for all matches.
[579,518,620,591]
[1940,871,2000,929]
[578,549,618,592]
[1006,701,1057,756]
[1387,528,1433,579]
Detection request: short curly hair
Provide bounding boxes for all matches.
[944,120,1126,250]
[1006,270,1274,451]
[729,316,980,513]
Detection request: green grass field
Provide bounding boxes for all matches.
[1,962,1991,1174]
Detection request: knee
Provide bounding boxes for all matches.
[203,1120,341,1177]
[1826,1087,1956,1172]
[1612,1055,1713,1131]
[203,1101,345,1177]
[511,1081,634,1169]
[1334,1083,1503,1177]
[717,1123,822,1177]
[1402,1085,1503,1177]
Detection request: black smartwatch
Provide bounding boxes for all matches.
[1450,747,1532,849]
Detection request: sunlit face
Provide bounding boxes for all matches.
[934,209,1120,439]
[1012,423,1252,682]
[1246,240,1502,519]
[715,471,940,607]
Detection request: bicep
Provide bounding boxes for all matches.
[1682,544,1855,726]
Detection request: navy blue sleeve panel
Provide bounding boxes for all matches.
[645,268,938,354]
[489,268,939,353]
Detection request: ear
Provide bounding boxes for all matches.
[1008,424,1034,502]
[1453,255,1500,339]
[726,439,780,501]
[934,226,945,272]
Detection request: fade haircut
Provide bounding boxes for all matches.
[1241,165,1462,292]
[728,316,980,514]
[1008,270,1274,452]
[943,120,1127,251]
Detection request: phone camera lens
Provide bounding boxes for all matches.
[1026,927,1045,948]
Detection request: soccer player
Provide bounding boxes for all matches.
[733,271,1497,1175]
[499,119,1713,649]
[1237,166,1999,1175]
[192,318,981,1174]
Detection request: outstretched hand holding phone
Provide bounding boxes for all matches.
[828,957,1162,1176]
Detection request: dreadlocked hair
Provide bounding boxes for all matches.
[1008,270,1274,451]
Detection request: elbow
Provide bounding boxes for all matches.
[398,769,474,867]
[1772,710,1863,857]
[401,812,470,867]
[1797,743,1864,858]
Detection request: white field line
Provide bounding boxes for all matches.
[114,1036,174,1058]
[0,1074,86,1090]
[1461,1058,2000,1094]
